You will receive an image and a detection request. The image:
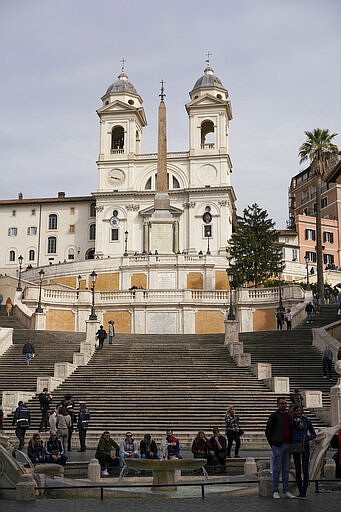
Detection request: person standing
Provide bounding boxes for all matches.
[289,389,304,409]
[77,402,90,452]
[22,340,35,366]
[63,393,76,451]
[265,397,295,499]
[276,309,284,330]
[56,405,72,453]
[322,344,333,380]
[225,405,242,458]
[96,325,107,350]
[305,302,314,323]
[39,388,52,432]
[5,297,12,317]
[13,401,30,450]
[108,320,115,345]
[290,406,316,498]
[285,309,292,331]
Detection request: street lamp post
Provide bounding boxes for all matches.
[226,268,235,320]
[89,270,97,320]
[35,269,45,313]
[77,274,82,298]
[304,255,311,290]
[16,255,23,291]
[278,269,283,311]
[206,234,211,255]
[124,230,128,256]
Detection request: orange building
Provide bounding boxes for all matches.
[288,156,341,269]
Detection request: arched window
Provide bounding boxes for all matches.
[90,202,96,217]
[48,236,57,254]
[85,248,95,260]
[9,250,16,262]
[68,248,75,260]
[89,223,96,241]
[111,126,125,151]
[201,120,215,149]
[144,173,181,190]
[29,249,35,261]
[48,214,58,230]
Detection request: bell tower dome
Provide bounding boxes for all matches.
[97,66,147,160]
[185,64,232,156]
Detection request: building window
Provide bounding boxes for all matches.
[203,225,212,238]
[68,248,75,260]
[144,173,181,191]
[89,223,96,240]
[305,251,316,263]
[9,250,16,262]
[111,228,119,241]
[90,202,96,218]
[324,254,334,265]
[31,209,36,216]
[48,214,58,230]
[29,249,35,261]
[200,120,215,149]
[145,177,152,190]
[111,125,125,150]
[292,249,298,261]
[305,229,315,241]
[281,247,285,259]
[324,232,334,243]
[12,210,16,216]
[70,207,75,215]
[47,236,57,254]
[27,226,37,235]
[321,197,328,208]
[69,225,75,234]
[8,227,18,236]
[85,248,95,260]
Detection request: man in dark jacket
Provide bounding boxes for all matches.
[265,397,295,499]
[22,341,35,365]
[96,325,107,350]
[39,388,52,431]
[13,401,30,450]
[95,431,120,476]
[77,402,90,452]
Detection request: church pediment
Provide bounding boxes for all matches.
[185,93,227,109]
[139,204,183,217]
[97,100,138,115]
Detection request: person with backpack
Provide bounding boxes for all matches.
[22,340,35,366]
[13,401,31,450]
[96,325,107,350]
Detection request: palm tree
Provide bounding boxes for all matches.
[299,129,339,304]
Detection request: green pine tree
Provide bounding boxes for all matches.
[229,203,283,287]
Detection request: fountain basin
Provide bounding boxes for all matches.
[124,458,206,491]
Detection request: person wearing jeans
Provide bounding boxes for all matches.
[265,397,296,499]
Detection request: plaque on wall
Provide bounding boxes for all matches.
[158,272,176,289]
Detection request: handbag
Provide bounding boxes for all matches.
[290,442,304,453]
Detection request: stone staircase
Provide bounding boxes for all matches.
[241,304,339,409]
[0,305,337,449]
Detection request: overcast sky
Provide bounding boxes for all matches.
[1,0,340,228]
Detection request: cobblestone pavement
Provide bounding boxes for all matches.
[1,493,340,511]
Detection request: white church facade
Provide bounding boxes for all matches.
[2,65,290,335]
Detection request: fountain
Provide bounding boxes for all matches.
[124,458,206,491]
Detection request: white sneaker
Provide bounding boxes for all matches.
[284,491,296,499]
[101,469,109,477]
[273,492,280,499]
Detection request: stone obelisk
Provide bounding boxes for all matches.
[154,81,170,212]
[149,81,174,253]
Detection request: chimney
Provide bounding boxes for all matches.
[18,192,23,200]
[58,192,65,198]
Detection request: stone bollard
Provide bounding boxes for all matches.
[16,473,36,501]
[244,457,257,475]
[88,458,101,482]
[258,469,273,497]
[323,458,336,479]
